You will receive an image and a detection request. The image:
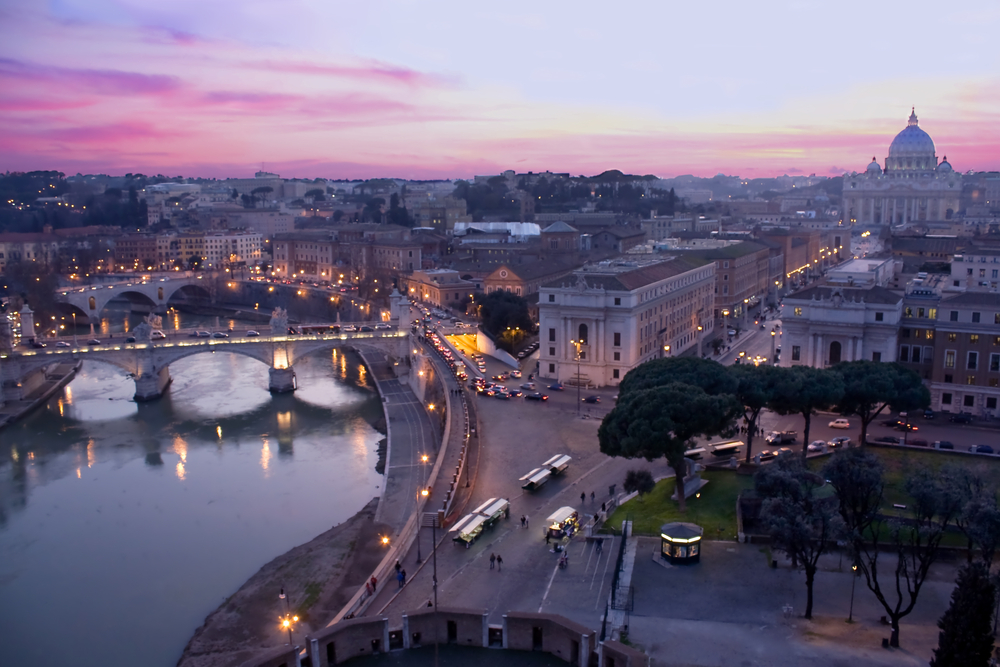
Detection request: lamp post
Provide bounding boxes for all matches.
[721,308,729,340]
[697,325,703,358]
[72,311,78,346]
[662,344,670,358]
[743,298,749,329]
[570,339,582,415]
[771,330,776,364]
[848,562,859,622]
[279,587,298,645]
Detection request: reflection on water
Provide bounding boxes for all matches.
[0,333,385,667]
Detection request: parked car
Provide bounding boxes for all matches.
[125,336,136,343]
[922,409,935,419]
[949,413,974,424]
[807,440,827,452]
[582,395,601,404]
[196,331,211,338]
[359,326,374,332]
[874,435,900,444]
[375,323,392,330]
[548,383,564,391]
[524,392,548,401]
[933,440,955,450]
[151,330,166,340]
[342,325,357,332]
[971,445,995,455]
[212,332,229,338]
[828,418,850,429]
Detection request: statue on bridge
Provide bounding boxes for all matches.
[270,307,289,335]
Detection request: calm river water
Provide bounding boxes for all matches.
[0,307,385,666]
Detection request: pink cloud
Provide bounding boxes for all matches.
[248,59,456,89]
[0,58,181,96]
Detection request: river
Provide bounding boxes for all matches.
[0,305,385,666]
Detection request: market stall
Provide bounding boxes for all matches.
[449,513,488,546]
[543,454,572,476]
[544,506,579,541]
[473,497,510,529]
[660,522,703,564]
[519,467,551,491]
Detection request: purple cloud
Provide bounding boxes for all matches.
[0,58,181,96]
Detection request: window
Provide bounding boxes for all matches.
[549,328,556,342]
[614,298,621,306]
[942,392,952,405]
[945,374,953,383]
[723,261,729,268]
[904,307,913,317]
[901,329,910,339]
[872,351,882,362]
[875,312,884,322]
[996,313,1000,324]
[613,332,621,347]
[723,274,729,281]
[911,347,921,363]
[792,346,801,361]
[965,395,976,407]
[614,352,620,361]
[899,345,909,362]
[992,354,1000,372]
[995,336,1000,346]
[950,311,959,321]
[929,308,937,319]
[973,312,981,323]
[613,369,620,379]
[969,352,979,370]
[971,334,980,344]
[794,307,802,316]
[967,376,977,385]
[548,294,555,302]
[981,270,987,278]
[923,347,933,363]
[948,333,957,342]
[548,363,555,373]
[988,397,998,408]
[549,347,555,356]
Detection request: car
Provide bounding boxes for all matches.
[87,339,101,346]
[874,435,900,444]
[375,323,392,330]
[759,448,791,461]
[727,329,737,336]
[517,351,527,359]
[360,326,374,332]
[922,409,935,420]
[492,390,511,400]
[949,413,974,424]
[582,395,601,404]
[766,431,797,445]
[933,440,955,450]
[894,422,919,432]
[189,331,201,337]
[125,336,136,343]
[151,330,166,340]
[828,418,850,429]
[56,341,72,347]
[507,389,523,398]
[30,340,47,349]
[287,327,298,335]
[971,445,995,455]
[212,332,229,338]
[829,436,851,449]
[548,383,564,391]
[524,392,548,401]
[807,440,827,452]
[196,331,211,338]
[246,330,260,337]
[492,373,509,381]
[509,370,522,378]
[520,382,536,390]
[342,325,357,332]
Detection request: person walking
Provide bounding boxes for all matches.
[525,515,529,528]
[520,515,526,528]
[394,559,401,574]
[397,570,404,588]
[596,540,603,554]
[370,576,378,592]
[580,491,586,504]
[489,553,496,570]
[496,554,503,571]
[590,491,595,502]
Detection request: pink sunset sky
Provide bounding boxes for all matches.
[1,0,998,180]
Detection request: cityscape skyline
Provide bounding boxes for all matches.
[2,0,999,179]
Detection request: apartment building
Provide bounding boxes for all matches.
[537,256,716,388]
[927,292,1000,418]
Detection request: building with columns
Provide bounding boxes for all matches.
[842,109,961,226]
[781,285,902,367]
[537,256,715,388]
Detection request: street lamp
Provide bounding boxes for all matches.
[663,344,670,358]
[697,325,703,358]
[570,338,582,415]
[848,562,859,622]
[278,588,298,645]
[416,486,429,563]
[721,309,730,339]
[771,330,776,364]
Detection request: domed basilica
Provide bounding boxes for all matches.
[842,109,961,225]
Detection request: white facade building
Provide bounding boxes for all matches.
[781,285,903,367]
[537,256,715,387]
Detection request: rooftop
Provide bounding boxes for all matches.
[785,285,902,305]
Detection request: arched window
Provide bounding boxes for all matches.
[88,296,96,311]
[829,341,842,365]
[578,323,588,344]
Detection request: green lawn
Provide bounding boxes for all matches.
[604,471,754,541]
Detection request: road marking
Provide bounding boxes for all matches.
[537,560,562,613]
[595,537,615,610]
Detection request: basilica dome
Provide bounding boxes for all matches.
[885,108,937,173]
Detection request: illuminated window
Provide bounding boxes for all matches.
[971,334,980,344]
[945,350,955,368]
[794,307,802,316]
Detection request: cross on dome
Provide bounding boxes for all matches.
[908,107,918,126]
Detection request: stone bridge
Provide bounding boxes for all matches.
[1,327,410,403]
[56,275,213,322]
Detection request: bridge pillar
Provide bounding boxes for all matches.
[268,366,296,393]
[133,354,172,402]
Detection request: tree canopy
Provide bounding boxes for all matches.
[834,361,930,446]
[618,357,737,397]
[769,366,844,460]
[476,291,532,342]
[931,562,996,667]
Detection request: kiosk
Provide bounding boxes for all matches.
[543,454,572,476]
[545,507,580,540]
[660,522,703,564]
[473,497,510,529]
[520,467,551,491]
[450,514,488,546]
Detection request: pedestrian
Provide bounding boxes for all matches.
[490,553,496,569]
[545,533,550,545]
[370,576,378,592]
[601,502,606,513]
[580,491,586,504]
[590,491,595,502]
[365,581,372,595]
[609,484,616,496]
[496,554,503,571]
[596,540,603,554]
[397,570,405,588]
[520,515,526,528]
[395,559,401,573]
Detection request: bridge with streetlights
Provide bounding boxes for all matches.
[55,275,213,323]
